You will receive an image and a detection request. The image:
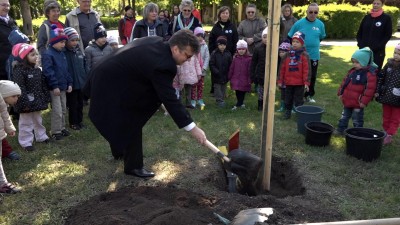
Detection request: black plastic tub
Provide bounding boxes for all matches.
[296,105,324,135]
[344,128,386,162]
[305,121,334,147]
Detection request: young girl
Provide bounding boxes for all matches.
[192,27,210,109]
[277,41,291,112]
[376,44,400,145]
[228,40,252,110]
[12,43,51,151]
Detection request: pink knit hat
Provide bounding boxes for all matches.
[12,43,34,61]
[194,27,205,37]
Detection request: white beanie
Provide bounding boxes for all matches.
[0,80,21,98]
[262,27,268,37]
[236,40,248,49]
[107,35,118,45]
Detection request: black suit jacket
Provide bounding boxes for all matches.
[86,36,193,146]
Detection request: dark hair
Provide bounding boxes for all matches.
[44,0,61,19]
[124,5,132,12]
[16,49,37,69]
[217,6,230,21]
[169,29,199,54]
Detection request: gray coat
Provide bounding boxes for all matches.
[84,41,113,72]
[237,17,267,54]
[37,20,66,55]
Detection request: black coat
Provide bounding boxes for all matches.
[376,59,400,107]
[251,42,266,85]
[84,36,193,147]
[208,20,238,56]
[209,49,232,84]
[356,13,392,52]
[130,19,167,40]
[0,18,17,80]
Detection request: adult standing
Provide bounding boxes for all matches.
[280,4,297,44]
[84,30,207,178]
[356,0,392,71]
[169,0,201,35]
[0,0,17,81]
[208,6,238,56]
[66,0,101,54]
[37,0,65,55]
[237,3,267,54]
[130,2,167,40]
[288,3,326,103]
[118,5,136,45]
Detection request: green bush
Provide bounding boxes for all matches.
[293,3,400,39]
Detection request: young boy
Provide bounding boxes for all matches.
[0,80,21,194]
[84,23,113,72]
[251,28,268,111]
[209,36,232,107]
[336,47,377,135]
[64,27,87,130]
[278,31,310,119]
[41,25,73,140]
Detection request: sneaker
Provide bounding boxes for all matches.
[333,129,344,136]
[0,183,21,194]
[304,97,310,102]
[79,123,86,129]
[197,99,205,106]
[69,124,81,130]
[52,133,63,140]
[383,135,392,145]
[190,100,196,108]
[61,129,71,136]
[6,151,20,160]
[24,146,35,152]
[240,104,246,109]
[309,97,316,103]
[231,106,238,111]
[291,109,296,114]
[217,101,225,108]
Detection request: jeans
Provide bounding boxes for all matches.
[337,107,364,132]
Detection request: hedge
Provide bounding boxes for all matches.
[293,3,400,39]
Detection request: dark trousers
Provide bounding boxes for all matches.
[235,90,246,106]
[285,85,305,110]
[304,60,319,98]
[66,89,84,126]
[337,107,364,132]
[372,49,385,71]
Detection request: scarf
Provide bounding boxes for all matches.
[370,9,383,18]
[0,15,9,23]
[177,13,194,30]
[288,48,305,72]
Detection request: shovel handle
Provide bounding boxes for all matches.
[205,140,231,162]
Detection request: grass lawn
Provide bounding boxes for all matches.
[0,45,399,224]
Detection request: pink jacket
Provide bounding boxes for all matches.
[228,54,252,92]
[177,55,202,85]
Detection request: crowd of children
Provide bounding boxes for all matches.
[1,20,400,194]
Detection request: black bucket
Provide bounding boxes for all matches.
[344,128,386,162]
[305,121,334,147]
[296,105,324,135]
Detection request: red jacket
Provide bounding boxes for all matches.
[278,50,310,86]
[118,16,136,45]
[337,67,377,108]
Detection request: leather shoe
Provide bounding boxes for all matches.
[125,168,155,178]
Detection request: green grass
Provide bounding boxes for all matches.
[1,45,400,224]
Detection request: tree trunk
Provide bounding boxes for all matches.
[20,0,33,36]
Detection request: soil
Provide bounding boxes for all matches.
[64,156,343,225]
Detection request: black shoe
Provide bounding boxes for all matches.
[113,154,124,160]
[69,124,81,130]
[6,151,20,160]
[283,110,291,119]
[38,138,52,144]
[24,146,35,151]
[61,129,71,136]
[52,133,63,140]
[124,168,155,178]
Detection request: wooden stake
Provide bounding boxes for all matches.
[260,0,282,191]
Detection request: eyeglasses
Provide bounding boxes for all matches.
[247,11,255,14]
[182,9,191,12]
[0,3,11,7]
[308,11,318,14]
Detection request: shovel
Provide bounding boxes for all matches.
[205,140,263,186]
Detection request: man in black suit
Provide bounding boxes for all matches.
[85,30,206,178]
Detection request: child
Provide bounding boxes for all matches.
[278,31,310,119]
[12,43,51,151]
[209,36,232,107]
[228,40,252,110]
[277,41,291,112]
[375,44,400,145]
[0,80,21,194]
[107,35,119,51]
[176,53,202,109]
[84,23,113,72]
[64,27,87,130]
[192,27,210,109]
[251,28,268,111]
[336,47,377,135]
[41,25,73,140]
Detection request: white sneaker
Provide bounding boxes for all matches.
[309,97,316,103]
[231,106,238,111]
[240,104,246,109]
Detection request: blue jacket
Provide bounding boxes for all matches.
[65,46,87,90]
[42,46,72,91]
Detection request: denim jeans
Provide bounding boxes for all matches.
[337,107,364,132]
